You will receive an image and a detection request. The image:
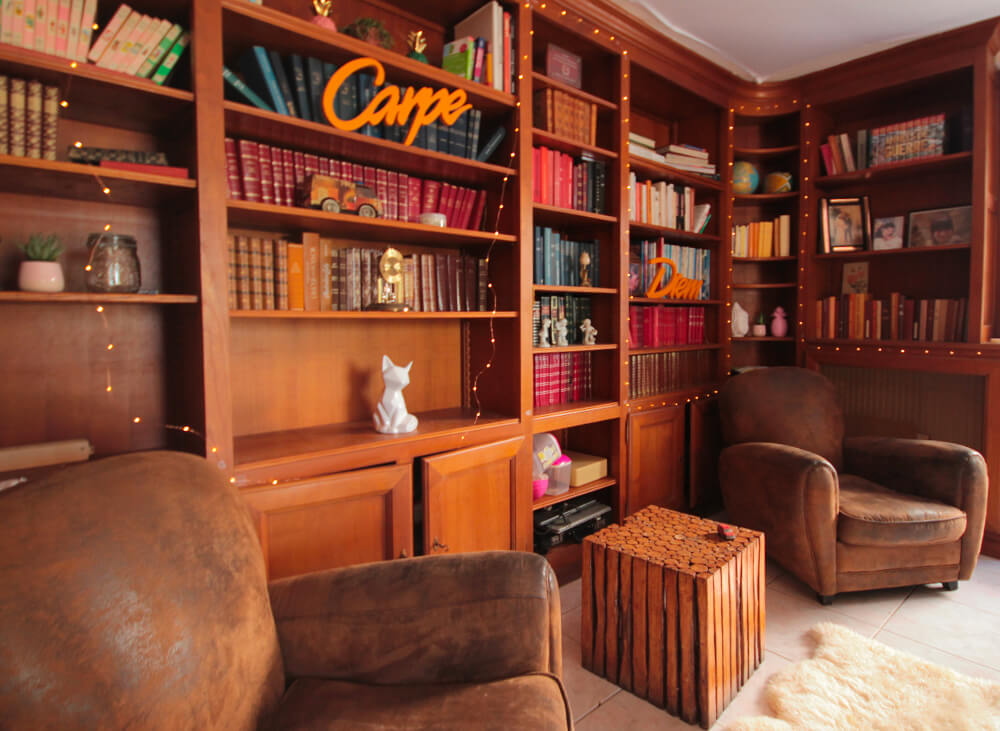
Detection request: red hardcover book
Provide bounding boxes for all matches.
[532,147,541,202]
[328,158,340,177]
[387,170,399,220]
[464,255,476,311]
[318,156,330,176]
[269,146,285,206]
[455,186,474,229]
[470,189,487,231]
[375,167,390,218]
[237,140,261,203]
[362,165,377,189]
[257,145,274,204]
[397,173,409,222]
[98,160,190,178]
[224,138,243,199]
[282,149,295,206]
[422,180,441,215]
[407,176,422,221]
[292,151,306,192]
[303,154,319,179]
[442,184,460,226]
[502,11,511,94]
[435,254,448,311]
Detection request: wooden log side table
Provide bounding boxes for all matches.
[581,506,765,729]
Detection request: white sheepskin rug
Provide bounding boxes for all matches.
[726,622,1000,731]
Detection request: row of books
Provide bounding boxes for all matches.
[814,293,967,342]
[532,352,593,408]
[532,295,594,347]
[820,114,946,175]
[441,0,514,94]
[226,138,489,231]
[67,145,187,177]
[627,133,718,177]
[227,234,489,313]
[533,87,598,146]
[0,2,188,85]
[628,174,711,233]
[628,349,714,400]
[630,239,712,300]
[532,227,600,287]
[532,146,607,213]
[732,215,792,258]
[627,305,706,348]
[229,47,497,161]
[0,76,57,159]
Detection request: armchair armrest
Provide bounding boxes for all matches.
[268,551,561,685]
[720,442,838,595]
[843,437,988,578]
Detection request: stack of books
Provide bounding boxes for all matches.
[532,352,592,407]
[532,145,607,213]
[821,114,947,174]
[226,138,489,231]
[628,305,705,347]
[533,87,597,146]
[532,226,600,287]
[228,234,489,313]
[628,172,711,233]
[815,293,967,342]
[441,0,514,94]
[631,239,712,301]
[0,76,59,159]
[627,132,717,178]
[629,349,714,399]
[732,215,791,257]
[532,295,593,346]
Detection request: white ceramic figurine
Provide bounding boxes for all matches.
[373,355,419,434]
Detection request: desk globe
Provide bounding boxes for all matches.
[732,161,760,194]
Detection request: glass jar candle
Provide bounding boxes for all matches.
[85,233,141,293]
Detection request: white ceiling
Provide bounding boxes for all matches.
[611,0,1000,83]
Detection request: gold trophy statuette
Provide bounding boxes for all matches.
[311,0,337,31]
[367,247,409,311]
[407,30,429,63]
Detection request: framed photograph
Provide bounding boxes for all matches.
[907,205,972,248]
[872,216,905,250]
[820,196,870,253]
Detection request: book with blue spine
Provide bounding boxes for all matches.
[222,66,273,112]
[240,47,287,116]
[306,57,324,123]
[287,54,311,120]
[267,49,297,116]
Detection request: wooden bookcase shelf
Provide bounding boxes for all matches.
[733,144,798,157]
[230,309,516,319]
[733,256,797,262]
[532,476,617,510]
[532,202,617,226]
[814,244,970,260]
[0,292,198,304]
[532,344,617,354]
[532,401,621,431]
[534,284,618,295]
[732,192,798,202]
[630,344,722,355]
[814,151,972,189]
[733,336,795,343]
[628,221,720,243]
[531,71,618,110]
[732,282,796,289]
[627,155,724,191]
[628,297,722,305]
[531,128,617,160]
[0,155,196,206]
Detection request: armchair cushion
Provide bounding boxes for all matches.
[838,474,967,547]
[275,674,572,730]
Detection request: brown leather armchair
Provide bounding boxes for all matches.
[0,451,571,729]
[718,367,988,604]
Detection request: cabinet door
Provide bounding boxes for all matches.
[627,405,686,515]
[422,436,522,555]
[243,463,412,580]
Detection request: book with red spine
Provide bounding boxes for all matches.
[532,147,541,202]
[362,165,377,189]
[268,145,285,205]
[282,148,295,206]
[328,158,340,178]
[422,179,441,215]
[318,156,330,176]
[437,183,455,225]
[224,138,242,199]
[397,173,410,222]
[407,176,422,221]
[292,150,305,189]
[237,139,261,202]
[386,170,399,220]
[303,153,319,180]
[257,145,274,204]
[470,189,487,231]
[421,253,436,312]
[454,186,473,229]
[375,167,390,219]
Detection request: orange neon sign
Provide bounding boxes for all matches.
[644,258,704,300]
[321,56,472,146]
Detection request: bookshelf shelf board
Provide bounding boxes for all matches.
[221,1,516,114]
[628,381,722,407]
[815,152,972,189]
[733,256,797,262]
[532,400,622,432]
[628,221,720,243]
[731,282,797,289]
[0,292,197,304]
[807,338,985,352]
[533,344,618,354]
[0,44,193,133]
[226,200,517,246]
[627,156,724,192]
[814,243,970,260]
[224,102,517,187]
[732,145,799,157]
[629,344,722,355]
[531,129,618,160]
[233,407,520,471]
[532,477,617,511]
[530,72,618,110]
[0,155,196,206]
[628,297,722,306]
[732,192,798,202]
[230,310,517,320]
[533,285,618,295]
[532,203,617,227]
[732,336,796,343]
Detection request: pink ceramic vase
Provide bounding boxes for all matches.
[770,306,788,337]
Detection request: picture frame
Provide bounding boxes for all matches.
[872,215,905,250]
[820,196,870,253]
[907,205,972,248]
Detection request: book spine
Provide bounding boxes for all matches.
[302,231,320,311]
[150,31,189,86]
[223,137,242,199]
[110,10,148,71]
[9,78,26,157]
[95,6,138,68]
[227,234,238,310]
[282,148,295,206]
[269,145,285,206]
[319,237,333,311]
[32,0,48,51]
[22,0,36,50]
[41,84,58,160]
[0,76,8,155]
[137,22,179,78]
[288,54,310,120]
[257,144,273,205]
[73,0,98,61]
[237,139,261,203]
[235,235,251,310]
[222,66,273,112]
[120,14,158,74]
[275,240,289,310]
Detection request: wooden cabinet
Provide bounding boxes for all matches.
[422,436,522,555]
[626,404,686,515]
[243,463,412,580]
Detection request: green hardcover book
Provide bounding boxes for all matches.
[151,31,190,86]
[442,36,475,80]
[138,23,182,79]
[222,66,273,113]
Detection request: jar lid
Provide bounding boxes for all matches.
[86,233,137,248]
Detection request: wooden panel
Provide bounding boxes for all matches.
[627,404,686,514]
[422,436,522,554]
[243,462,413,580]
[688,397,722,513]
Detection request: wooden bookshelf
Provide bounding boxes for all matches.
[531,128,618,160]
[814,151,972,188]
[0,292,197,304]
[532,476,616,510]
[230,309,516,319]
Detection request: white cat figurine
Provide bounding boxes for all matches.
[373,355,419,434]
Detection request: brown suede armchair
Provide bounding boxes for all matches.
[0,451,571,729]
[718,367,988,604]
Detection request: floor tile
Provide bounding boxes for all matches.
[563,605,581,646]
[561,637,621,722]
[906,561,1000,620]
[764,559,786,585]
[560,577,582,615]
[882,589,1000,671]
[873,628,1000,683]
[575,686,692,730]
[710,652,794,730]
[768,571,912,627]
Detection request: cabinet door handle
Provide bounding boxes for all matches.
[432,538,449,552]
[399,548,409,558]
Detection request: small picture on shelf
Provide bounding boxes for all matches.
[841,261,869,295]
[820,196,870,253]
[872,216,905,250]
[907,205,972,248]
[546,44,582,89]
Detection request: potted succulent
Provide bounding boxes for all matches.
[343,17,393,49]
[18,233,65,293]
[751,312,767,337]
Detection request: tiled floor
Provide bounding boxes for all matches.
[558,553,1000,729]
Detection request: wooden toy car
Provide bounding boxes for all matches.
[717,522,735,541]
[305,175,382,217]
